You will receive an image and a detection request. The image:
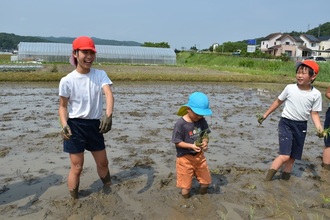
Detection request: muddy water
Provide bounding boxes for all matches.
[1,81,330,219]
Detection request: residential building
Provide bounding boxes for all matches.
[317,36,330,58]
[260,33,282,52]
[261,32,329,60]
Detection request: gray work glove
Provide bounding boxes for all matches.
[99,114,113,133]
[61,124,72,140]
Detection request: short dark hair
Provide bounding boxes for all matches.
[296,64,314,77]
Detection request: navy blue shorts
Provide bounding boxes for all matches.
[63,118,105,154]
[324,108,330,147]
[278,117,307,160]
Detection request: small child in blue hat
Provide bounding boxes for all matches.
[171,92,212,198]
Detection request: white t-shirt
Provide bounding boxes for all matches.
[278,84,322,121]
[59,68,112,119]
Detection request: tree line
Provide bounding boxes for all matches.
[0,33,49,51]
[1,22,329,52]
[209,22,330,54]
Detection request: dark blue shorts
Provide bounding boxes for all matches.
[278,117,307,160]
[324,108,330,147]
[63,118,105,154]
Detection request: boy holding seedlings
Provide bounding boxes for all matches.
[258,60,324,181]
[172,92,212,198]
[58,36,114,199]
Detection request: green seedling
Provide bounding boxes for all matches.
[194,129,210,147]
[323,127,330,139]
[317,127,330,138]
[321,194,330,204]
[256,114,264,125]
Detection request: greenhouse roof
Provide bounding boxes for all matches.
[17,42,176,65]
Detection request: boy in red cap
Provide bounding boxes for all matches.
[172,92,213,198]
[58,36,114,199]
[258,60,324,181]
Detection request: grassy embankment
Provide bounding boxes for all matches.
[0,52,329,86]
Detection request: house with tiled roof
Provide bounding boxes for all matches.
[261,33,307,58]
[261,32,330,59]
[317,36,330,58]
[300,34,320,51]
[260,33,282,52]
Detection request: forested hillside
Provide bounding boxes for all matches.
[0,33,50,51]
[40,36,141,47]
[1,22,329,51]
[284,22,330,37]
[0,34,142,51]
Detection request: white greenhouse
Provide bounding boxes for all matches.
[16,42,176,65]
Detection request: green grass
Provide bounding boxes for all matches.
[0,54,11,63]
[1,52,330,87]
[177,52,330,80]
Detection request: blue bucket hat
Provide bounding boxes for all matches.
[177,92,212,116]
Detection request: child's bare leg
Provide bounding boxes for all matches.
[270,155,291,170]
[181,188,190,198]
[91,149,111,185]
[282,157,295,173]
[281,158,294,180]
[322,148,330,170]
[265,155,290,181]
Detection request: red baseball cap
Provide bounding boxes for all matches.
[296,60,319,75]
[72,36,97,53]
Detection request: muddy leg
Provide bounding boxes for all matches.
[322,162,330,171]
[181,188,190,199]
[199,184,208,195]
[281,172,291,180]
[264,169,277,181]
[101,171,112,194]
[199,187,208,195]
[69,182,79,199]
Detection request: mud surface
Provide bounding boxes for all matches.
[1,81,330,220]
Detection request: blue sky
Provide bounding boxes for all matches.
[1,0,329,50]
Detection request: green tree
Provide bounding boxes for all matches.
[215,41,247,53]
[306,22,330,37]
[142,42,170,48]
[190,46,197,51]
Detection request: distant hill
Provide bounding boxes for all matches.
[0,33,142,51]
[40,36,142,47]
[1,22,329,51]
[250,22,330,44]
[0,33,50,51]
[283,22,330,37]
